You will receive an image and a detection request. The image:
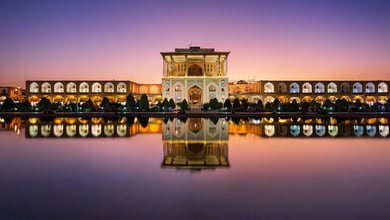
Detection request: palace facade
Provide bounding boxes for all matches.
[25,80,162,106]
[229,80,389,105]
[20,46,389,107]
[161,46,229,108]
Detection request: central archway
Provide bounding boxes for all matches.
[188,64,203,76]
[189,85,202,107]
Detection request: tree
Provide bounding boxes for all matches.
[209,98,221,110]
[290,99,300,112]
[256,99,264,112]
[232,98,241,111]
[223,99,232,111]
[1,97,14,112]
[101,97,111,111]
[125,94,136,112]
[20,100,32,112]
[180,99,189,111]
[82,99,94,112]
[272,98,280,112]
[37,97,52,112]
[137,94,149,112]
[161,98,170,112]
[168,98,176,110]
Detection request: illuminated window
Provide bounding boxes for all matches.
[302,82,312,93]
[264,82,274,93]
[314,83,325,93]
[66,82,77,93]
[54,82,64,93]
[327,82,337,93]
[365,82,375,93]
[29,82,39,93]
[378,82,388,93]
[289,83,300,94]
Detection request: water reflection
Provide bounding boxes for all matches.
[9,117,390,138]
[162,118,229,169]
[25,117,162,138]
[262,124,389,137]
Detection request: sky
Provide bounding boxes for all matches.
[1,0,389,88]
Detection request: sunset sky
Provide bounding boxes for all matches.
[1,0,389,88]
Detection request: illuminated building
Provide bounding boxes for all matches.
[0,86,23,103]
[161,46,230,108]
[25,80,161,106]
[229,80,389,105]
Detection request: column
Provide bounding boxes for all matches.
[203,55,206,77]
[218,55,221,76]
[185,55,188,77]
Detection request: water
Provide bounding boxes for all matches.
[1,117,390,219]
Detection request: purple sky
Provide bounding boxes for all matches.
[1,0,389,88]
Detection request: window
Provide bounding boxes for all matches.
[289,83,300,94]
[264,82,274,93]
[352,82,363,93]
[327,82,337,93]
[302,82,312,93]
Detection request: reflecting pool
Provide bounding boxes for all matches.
[1,117,390,219]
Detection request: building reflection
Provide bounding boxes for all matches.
[162,118,229,169]
[261,123,389,137]
[25,117,162,138]
[0,117,22,136]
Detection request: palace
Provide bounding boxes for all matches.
[161,46,229,108]
[18,46,390,107]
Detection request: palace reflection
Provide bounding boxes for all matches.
[162,118,229,169]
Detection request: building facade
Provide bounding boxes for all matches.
[228,80,389,105]
[25,80,162,106]
[161,46,230,108]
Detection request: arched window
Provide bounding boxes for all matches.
[104,82,114,93]
[54,82,64,93]
[140,85,148,94]
[79,82,89,93]
[340,82,350,93]
[209,85,217,100]
[264,82,274,93]
[378,82,388,93]
[174,84,183,102]
[117,82,127,93]
[277,82,287,94]
[29,82,39,93]
[66,82,77,93]
[314,82,325,93]
[302,82,312,93]
[352,82,363,93]
[365,82,375,93]
[41,82,51,93]
[289,82,300,94]
[327,82,337,93]
[92,82,102,93]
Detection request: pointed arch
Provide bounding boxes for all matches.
[352,82,363,93]
[79,82,89,93]
[327,82,337,93]
[41,82,51,93]
[365,82,375,93]
[264,82,274,93]
[289,82,300,94]
[29,82,39,93]
[302,82,312,93]
[276,82,287,94]
[92,82,102,93]
[378,82,388,93]
[66,82,77,93]
[104,82,114,93]
[54,82,64,93]
[314,82,325,93]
